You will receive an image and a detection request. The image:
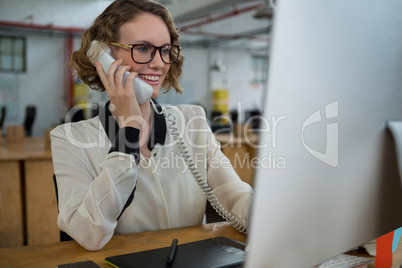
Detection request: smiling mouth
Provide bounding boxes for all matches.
[139,74,159,82]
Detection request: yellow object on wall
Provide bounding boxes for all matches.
[212,88,229,114]
[73,82,88,106]
[212,88,229,124]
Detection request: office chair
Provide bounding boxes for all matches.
[89,104,99,119]
[0,106,6,129]
[205,201,225,223]
[24,106,36,136]
[65,107,85,123]
[65,104,100,123]
[52,174,74,242]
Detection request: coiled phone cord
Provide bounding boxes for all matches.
[150,99,247,234]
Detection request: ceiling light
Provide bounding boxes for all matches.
[211,60,227,72]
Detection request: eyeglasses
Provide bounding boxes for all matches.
[110,42,181,64]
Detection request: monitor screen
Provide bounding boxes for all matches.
[246,1,402,267]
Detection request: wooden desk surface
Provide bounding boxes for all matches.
[2,221,402,267]
[0,137,51,161]
[392,240,402,268]
[215,132,259,146]
[0,222,245,268]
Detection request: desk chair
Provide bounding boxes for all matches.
[205,201,224,223]
[52,174,74,242]
[24,106,36,136]
[0,106,6,129]
[67,108,85,123]
[65,104,100,123]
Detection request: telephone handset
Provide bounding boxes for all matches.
[87,40,153,104]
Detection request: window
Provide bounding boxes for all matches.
[250,55,268,84]
[0,36,26,72]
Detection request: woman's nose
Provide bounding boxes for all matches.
[148,50,165,68]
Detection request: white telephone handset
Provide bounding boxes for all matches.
[87,40,153,104]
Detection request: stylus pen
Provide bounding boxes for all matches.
[166,238,178,265]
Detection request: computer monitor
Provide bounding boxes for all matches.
[245,0,402,267]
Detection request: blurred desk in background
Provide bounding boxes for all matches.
[0,137,58,248]
[215,133,258,187]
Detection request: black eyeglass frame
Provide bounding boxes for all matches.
[110,42,181,64]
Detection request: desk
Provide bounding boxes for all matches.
[215,133,258,186]
[1,222,402,268]
[0,222,245,268]
[0,137,58,248]
[2,221,402,267]
[392,241,402,268]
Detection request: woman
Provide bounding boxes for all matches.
[51,0,253,251]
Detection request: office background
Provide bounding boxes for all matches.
[0,0,271,137]
[0,0,268,248]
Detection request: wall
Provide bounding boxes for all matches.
[209,49,264,113]
[0,0,112,136]
[0,36,66,136]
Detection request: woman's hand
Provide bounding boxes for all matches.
[95,59,144,129]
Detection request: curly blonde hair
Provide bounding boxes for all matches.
[70,0,183,93]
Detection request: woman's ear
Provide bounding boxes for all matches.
[109,46,117,59]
